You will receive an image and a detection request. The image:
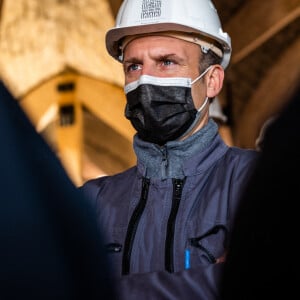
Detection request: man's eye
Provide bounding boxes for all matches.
[162,60,174,66]
[127,64,141,72]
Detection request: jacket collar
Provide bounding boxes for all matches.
[133,119,220,179]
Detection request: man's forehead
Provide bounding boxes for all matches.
[121,31,223,58]
[124,35,199,57]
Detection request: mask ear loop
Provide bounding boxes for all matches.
[177,96,210,140]
[196,96,209,113]
[177,66,213,140]
[191,65,213,85]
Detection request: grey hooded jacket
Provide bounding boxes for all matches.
[80,120,259,299]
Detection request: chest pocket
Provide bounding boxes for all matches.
[104,226,127,276]
[188,225,228,265]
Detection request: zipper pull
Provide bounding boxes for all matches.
[106,243,122,253]
[189,238,217,263]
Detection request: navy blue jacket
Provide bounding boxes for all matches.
[81,121,258,299]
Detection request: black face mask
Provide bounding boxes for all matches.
[124,71,210,145]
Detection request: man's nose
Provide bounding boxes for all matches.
[140,62,156,77]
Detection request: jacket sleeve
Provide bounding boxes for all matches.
[115,264,224,300]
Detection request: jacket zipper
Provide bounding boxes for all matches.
[122,177,150,275]
[165,178,185,273]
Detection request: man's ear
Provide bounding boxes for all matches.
[206,65,224,98]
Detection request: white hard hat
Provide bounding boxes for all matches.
[106,0,232,69]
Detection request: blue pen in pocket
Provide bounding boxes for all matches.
[185,248,190,270]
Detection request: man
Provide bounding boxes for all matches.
[220,87,300,300]
[81,0,259,298]
[0,80,116,299]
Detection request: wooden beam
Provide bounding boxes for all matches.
[0,0,3,22]
[234,37,300,148]
[20,76,62,128]
[20,73,84,185]
[56,84,83,186]
[20,72,135,184]
[107,0,123,18]
[225,0,300,64]
[76,75,135,142]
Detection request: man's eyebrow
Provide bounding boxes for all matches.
[123,57,141,64]
[157,53,184,62]
[123,53,184,64]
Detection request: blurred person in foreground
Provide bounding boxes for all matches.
[0,80,116,300]
[80,0,259,299]
[220,86,300,300]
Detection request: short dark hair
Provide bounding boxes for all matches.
[199,49,222,73]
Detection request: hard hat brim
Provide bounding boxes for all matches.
[105,22,231,69]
